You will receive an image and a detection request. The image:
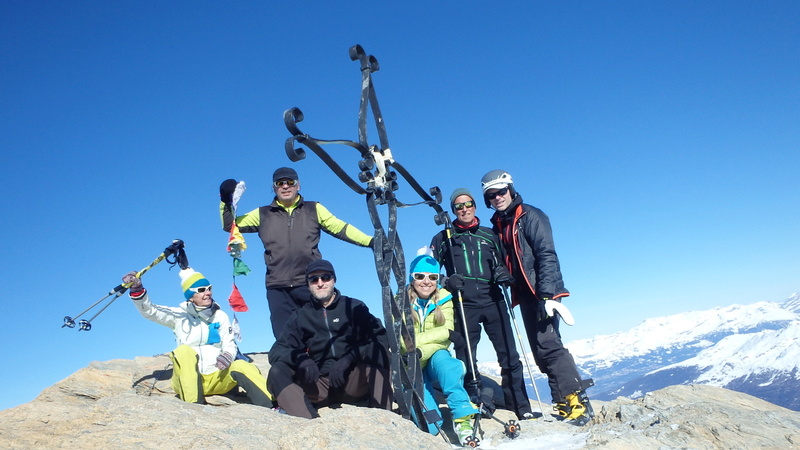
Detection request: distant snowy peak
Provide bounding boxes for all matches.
[568,299,797,365]
[652,322,800,384]
[783,293,800,313]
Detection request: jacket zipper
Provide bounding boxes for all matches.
[323,309,337,358]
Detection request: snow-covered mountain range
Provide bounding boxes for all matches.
[478,293,800,411]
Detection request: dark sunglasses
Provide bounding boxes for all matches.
[485,187,509,200]
[412,273,439,282]
[274,179,298,187]
[454,200,475,211]
[189,285,212,294]
[307,273,334,283]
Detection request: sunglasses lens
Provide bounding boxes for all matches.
[308,273,333,283]
[275,179,297,187]
[413,273,439,281]
[487,187,508,199]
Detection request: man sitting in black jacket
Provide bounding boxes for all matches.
[267,259,392,418]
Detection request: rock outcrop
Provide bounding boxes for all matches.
[2,353,799,449]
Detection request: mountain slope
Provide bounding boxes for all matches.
[478,294,800,411]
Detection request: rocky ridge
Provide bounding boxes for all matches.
[1,353,799,449]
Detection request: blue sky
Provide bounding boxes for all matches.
[2,2,798,411]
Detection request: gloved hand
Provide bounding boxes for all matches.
[444,274,465,292]
[448,329,467,352]
[219,179,238,205]
[297,356,320,385]
[478,389,496,415]
[215,351,234,371]
[492,265,513,287]
[122,271,144,295]
[328,354,354,389]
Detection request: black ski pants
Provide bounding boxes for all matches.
[454,300,532,419]
[517,295,583,403]
[267,360,392,419]
[266,285,311,339]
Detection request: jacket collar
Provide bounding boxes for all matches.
[270,194,303,212]
[498,193,524,221]
[454,217,480,232]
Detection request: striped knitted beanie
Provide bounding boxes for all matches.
[179,268,211,300]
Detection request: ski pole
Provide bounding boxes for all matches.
[62,239,186,331]
[499,285,550,420]
[442,227,482,401]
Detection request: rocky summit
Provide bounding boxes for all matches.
[1,353,799,449]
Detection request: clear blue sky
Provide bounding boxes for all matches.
[2,2,798,410]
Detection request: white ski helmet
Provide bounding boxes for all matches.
[481,170,515,207]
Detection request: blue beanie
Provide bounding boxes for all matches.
[409,254,440,283]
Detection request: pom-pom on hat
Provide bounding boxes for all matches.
[273,167,299,183]
[449,187,475,213]
[180,268,211,300]
[409,254,441,284]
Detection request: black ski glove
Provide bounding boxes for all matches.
[444,274,465,293]
[478,388,496,415]
[297,356,320,385]
[448,329,467,352]
[492,265,513,287]
[328,354,354,389]
[219,179,237,205]
[538,294,556,320]
[122,271,144,296]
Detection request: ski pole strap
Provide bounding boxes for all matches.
[63,239,189,331]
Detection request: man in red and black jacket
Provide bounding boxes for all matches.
[482,169,593,426]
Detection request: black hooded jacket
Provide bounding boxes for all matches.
[268,289,388,374]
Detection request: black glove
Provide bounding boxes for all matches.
[444,274,465,292]
[479,389,496,415]
[448,329,467,352]
[328,354,354,389]
[297,356,320,385]
[122,271,144,296]
[219,179,237,205]
[492,265,513,287]
[538,294,556,320]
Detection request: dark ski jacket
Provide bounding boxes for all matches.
[429,218,505,307]
[268,289,389,375]
[490,194,569,307]
[221,195,372,288]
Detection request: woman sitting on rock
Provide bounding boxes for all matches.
[405,251,479,446]
[123,268,273,407]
